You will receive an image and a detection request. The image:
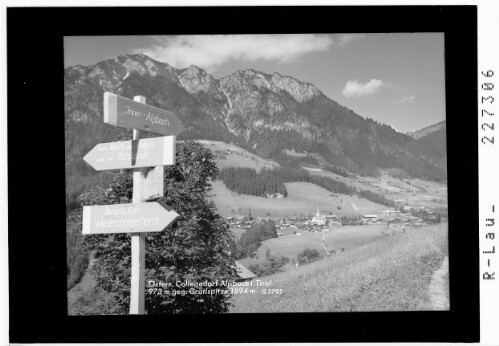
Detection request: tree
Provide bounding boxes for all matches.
[236,220,277,259]
[79,140,237,314]
[67,210,90,290]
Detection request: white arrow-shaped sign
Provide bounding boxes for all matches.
[104,92,185,136]
[82,201,179,235]
[83,136,175,171]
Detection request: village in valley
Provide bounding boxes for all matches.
[227,205,441,237]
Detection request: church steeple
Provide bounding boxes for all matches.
[316,205,320,217]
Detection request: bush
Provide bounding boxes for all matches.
[68,286,122,315]
[297,248,321,265]
[249,255,289,277]
[67,211,90,290]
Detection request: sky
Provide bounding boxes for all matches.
[64,34,446,133]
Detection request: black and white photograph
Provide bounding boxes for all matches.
[64,33,449,315]
[6,4,486,344]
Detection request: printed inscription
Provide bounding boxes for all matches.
[123,105,171,128]
[83,202,179,235]
[104,92,185,136]
[83,136,175,171]
[95,205,159,229]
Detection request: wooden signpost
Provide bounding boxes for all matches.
[82,93,184,315]
[83,136,176,171]
[82,201,179,235]
[104,92,185,136]
[144,165,165,201]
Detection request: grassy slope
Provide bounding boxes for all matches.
[197,140,279,172]
[201,140,447,217]
[231,223,448,312]
[310,170,448,216]
[258,225,387,259]
[210,180,386,218]
[239,225,387,269]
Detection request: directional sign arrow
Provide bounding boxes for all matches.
[83,136,175,171]
[82,201,179,235]
[104,92,185,136]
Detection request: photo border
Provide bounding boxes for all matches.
[7,5,478,343]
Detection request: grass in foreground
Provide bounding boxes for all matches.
[230,223,448,312]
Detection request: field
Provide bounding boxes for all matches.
[198,140,447,218]
[210,180,386,218]
[199,141,447,218]
[267,225,385,258]
[238,225,387,268]
[197,140,279,172]
[309,169,448,216]
[231,223,448,312]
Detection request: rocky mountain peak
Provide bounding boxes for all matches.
[270,73,322,103]
[219,68,322,104]
[65,52,447,182]
[178,64,223,99]
[187,64,206,74]
[82,54,180,90]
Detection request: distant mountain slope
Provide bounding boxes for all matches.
[409,121,447,160]
[64,54,447,210]
[408,121,446,140]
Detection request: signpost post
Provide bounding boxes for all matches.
[130,96,148,314]
[82,93,184,315]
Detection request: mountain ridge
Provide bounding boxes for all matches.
[408,120,446,140]
[64,53,447,210]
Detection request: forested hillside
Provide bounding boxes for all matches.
[217,166,396,208]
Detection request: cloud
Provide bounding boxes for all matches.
[394,95,416,104]
[135,34,362,71]
[336,34,366,46]
[342,79,385,98]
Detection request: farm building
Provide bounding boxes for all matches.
[234,261,256,282]
[381,210,400,215]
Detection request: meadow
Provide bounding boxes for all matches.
[210,180,386,218]
[259,225,386,259]
[197,140,279,172]
[231,223,448,312]
[202,139,447,218]
[309,169,448,216]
